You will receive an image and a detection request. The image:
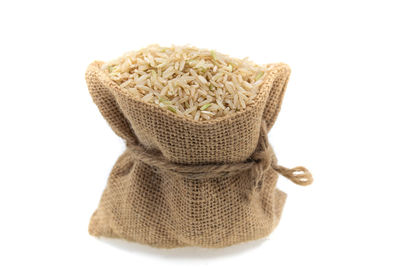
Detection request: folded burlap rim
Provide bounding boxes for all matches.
[127,118,313,186]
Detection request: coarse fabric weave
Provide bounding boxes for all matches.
[86,61,309,248]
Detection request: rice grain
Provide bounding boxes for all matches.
[103,45,268,121]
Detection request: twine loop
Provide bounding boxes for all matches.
[126,121,313,186]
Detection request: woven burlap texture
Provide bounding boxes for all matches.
[86,61,305,248]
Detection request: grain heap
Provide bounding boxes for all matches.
[103,45,270,121]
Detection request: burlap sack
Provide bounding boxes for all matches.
[85,61,312,248]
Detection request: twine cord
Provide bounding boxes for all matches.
[126,120,313,186]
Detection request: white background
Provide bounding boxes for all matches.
[1,0,399,266]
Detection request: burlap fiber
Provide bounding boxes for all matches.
[86,61,311,248]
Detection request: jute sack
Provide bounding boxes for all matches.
[86,61,312,248]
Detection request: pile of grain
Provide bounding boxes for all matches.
[103,45,269,121]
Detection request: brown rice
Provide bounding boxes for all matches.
[102,45,270,121]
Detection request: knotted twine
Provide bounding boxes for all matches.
[126,120,313,186]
